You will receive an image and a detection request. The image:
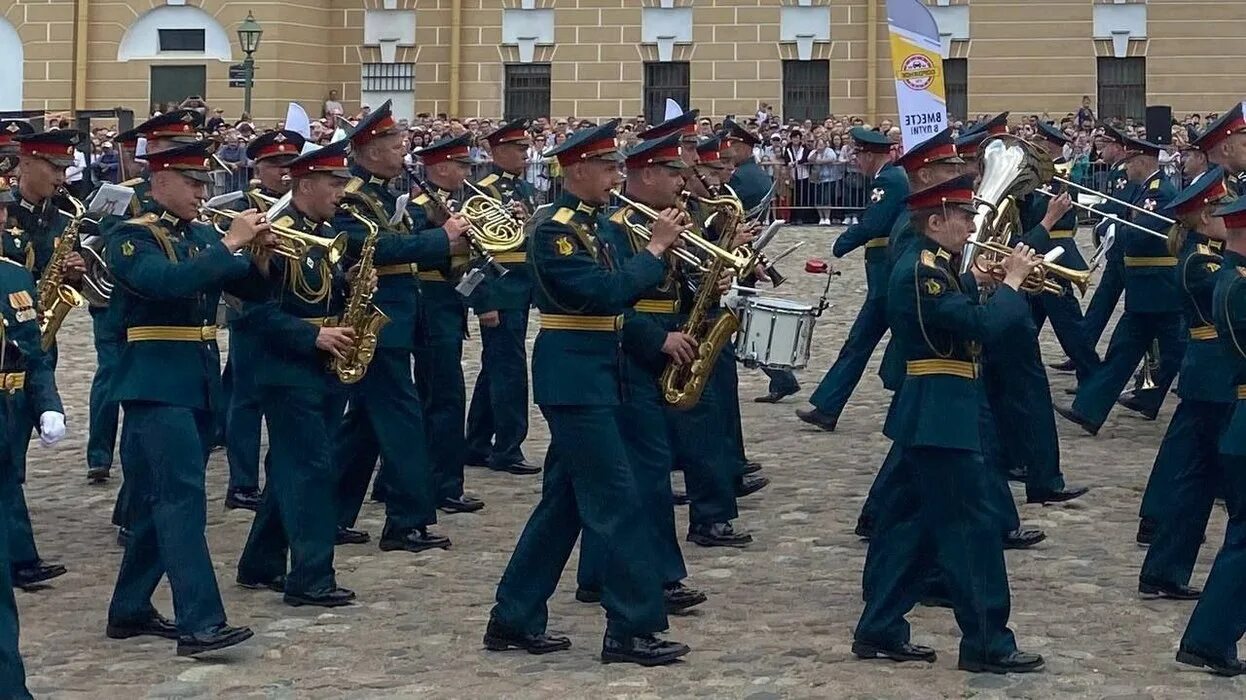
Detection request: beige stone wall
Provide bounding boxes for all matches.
[2,0,1246,124]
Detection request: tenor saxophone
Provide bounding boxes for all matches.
[38,190,88,350]
[331,205,390,384]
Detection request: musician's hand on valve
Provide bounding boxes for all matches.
[508,201,529,221]
[221,209,268,252]
[346,263,379,293]
[1041,192,1073,231]
[443,214,472,255]
[478,310,501,328]
[64,251,87,281]
[1001,243,1043,291]
[661,331,698,366]
[646,208,684,255]
[715,269,735,294]
[316,326,356,361]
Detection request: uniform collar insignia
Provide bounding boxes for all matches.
[575,201,596,216]
[369,175,387,186]
[501,171,515,180]
[158,210,181,225]
[18,197,35,212]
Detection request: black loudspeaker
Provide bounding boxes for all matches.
[1146,105,1173,145]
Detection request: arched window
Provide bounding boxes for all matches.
[0,18,23,110]
[117,4,233,62]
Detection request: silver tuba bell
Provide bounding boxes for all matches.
[961,135,1055,274]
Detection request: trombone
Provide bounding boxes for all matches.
[965,240,1092,296]
[1033,184,1172,240]
[200,192,348,264]
[611,190,755,273]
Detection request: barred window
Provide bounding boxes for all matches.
[782,60,829,123]
[504,64,551,122]
[943,58,968,123]
[1097,57,1146,123]
[643,62,690,125]
[158,29,205,52]
[362,63,415,92]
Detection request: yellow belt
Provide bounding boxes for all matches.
[375,264,416,276]
[864,237,889,249]
[418,271,449,283]
[1238,385,1246,401]
[539,314,622,332]
[127,325,218,342]
[1190,325,1219,341]
[634,299,679,314]
[1124,256,1178,268]
[0,372,25,392]
[1049,229,1075,239]
[306,316,338,328]
[492,251,527,264]
[906,359,978,380]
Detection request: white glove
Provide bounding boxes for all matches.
[39,411,66,447]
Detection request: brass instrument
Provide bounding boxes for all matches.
[38,189,88,350]
[963,135,1055,275]
[411,175,521,277]
[685,185,790,286]
[1033,185,1171,240]
[965,240,1092,296]
[200,203,348,264]
[332,205,390,384]
[611,190,754,273]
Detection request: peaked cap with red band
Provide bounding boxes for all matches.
[623,132,687,170]
[349,99,402,148]
[639,110,700,141]
[246,130,306,162]
[147,140,219,183]
[1213,183,1246,228]
[719,118,761,147]
[135,110,203,143]
[1195,102,1246,152]
[15,129,83,168]
[954,129,989,159]
[1166,166,1229,219]
[485,118,532,147]
[696,135,725,162]
[976,112,1010,136]
[545,119,623,166]
[0,120,34,150]
[906,173,977,211]
[895,126,963,175]
[418,133,474,166]
[287,138,352,179]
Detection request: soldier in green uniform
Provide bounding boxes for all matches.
[1196,103,1246,196]
[852,175,1044,674]
[1173,193,1246,677]
[223,128,306,512]
[1177,125,1208,188]
[234,139,359,607]
[1137,168,1234,600]
[574,133,707,612]
[3,129,84,589]
[409,133,486,514]
[484,121,690,666]
[332,100,467,550]
[464,119,542,476]
[1058,136,1183,435]
[104,141,270,656]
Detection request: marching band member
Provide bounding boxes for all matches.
[410,133,486,514]
[2,129,83,589]
[104,141,271,656]
[797,126,909,431]
[332,100,467,551]
[234,138,359,608]
[575,132,707,613]
[1172,193,1246,677]
[1196,103,1246,194]
[1057,136,1183,436]
[223,128,305,512]
[464,119,542,476]
[1137,168,1233,601]
[1178,125,1208,187]
[484,120,690,666]
[852,174,1044,674]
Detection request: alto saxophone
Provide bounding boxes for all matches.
[659,199,741,410]
[38,189,88,350]
[331,205,390,384]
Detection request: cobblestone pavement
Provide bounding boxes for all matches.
[13,225,1246,699]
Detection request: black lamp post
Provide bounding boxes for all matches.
[237,12,263,117]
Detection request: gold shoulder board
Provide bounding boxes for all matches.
[124,212,159,226]
[552,207,575,224]
[608,206,630,225]
[413,193,430,206]
[1150,179,1160,190]
[920,249,937,268]
[344,177,364,194]
[273,215,295,229]
[1197,244,1212,255]
[477,173,499,188]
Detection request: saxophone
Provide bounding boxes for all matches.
[331,205,390,384]
[659,197,742,410]
[38,189,88,350]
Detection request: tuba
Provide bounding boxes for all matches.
[962,135,1055,275]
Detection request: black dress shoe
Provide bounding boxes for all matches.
[1003,528,1046,550]
[575,587,601,604]
[379,527,451,554]
[852,640,937,663]
[1026,485,1090,505]
[12,560,67,588]
[87,465,111,484]
[483,618,571,654]
[687,522,752,548]
[601,633,690,666]
[664,582,707,613]
[1136,519,1155,547]
[795,407,837,431]
[753,387,798,404]
[1054,405,1099,436]
[438,494,485,514]
[285,586,356,608]
[742,461,763,475]
[224,489,262,511]
[672,490,689,505]
[176,623,254,657]
[958,650,1045,674]
[1138,580,1201,600]
[854,516,874,539]
[1176,648,1246,676]
[106,610,179,640]
[736,474,770,498]
[236,574,285,593]
[1117,393,1159,420]
[493,460,541,475]
[1048,358,1076,372]
[116,527,132,548]
[335,526,370,545]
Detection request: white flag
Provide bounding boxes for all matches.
[664,99,683,121]
[285,102,312,139]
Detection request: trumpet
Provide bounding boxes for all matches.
[683,187,790,286]
[200,204,348,265]
[611,190,755,273]
[965,240,1092,296]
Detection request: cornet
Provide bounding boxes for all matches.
[612,190,755,273]
[200,194,348,265]
[965,241,1092,296]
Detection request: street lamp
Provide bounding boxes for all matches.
[237,11,263,117]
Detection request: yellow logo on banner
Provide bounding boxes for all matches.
[888,35,946,102]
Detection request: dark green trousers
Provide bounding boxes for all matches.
[2,391,40,569]
[1179,453,1246,665]
[0,476,31,700]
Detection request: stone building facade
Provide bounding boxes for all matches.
[0,0,1242,125]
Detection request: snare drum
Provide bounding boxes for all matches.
[735,296,816,369]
